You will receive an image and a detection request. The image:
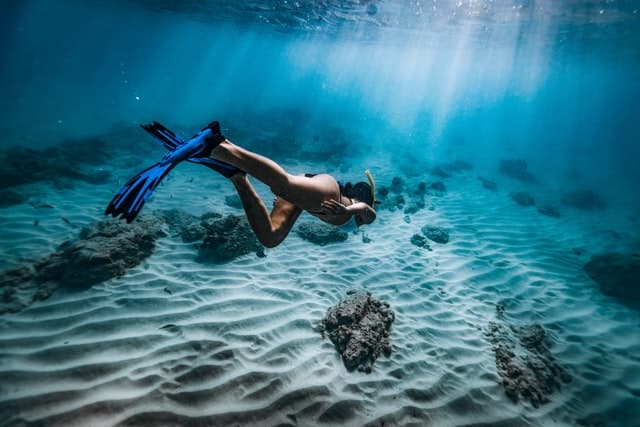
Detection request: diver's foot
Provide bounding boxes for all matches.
[195,120,226,158]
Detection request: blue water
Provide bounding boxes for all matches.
[2,1,639,194]
[1,1,639,426]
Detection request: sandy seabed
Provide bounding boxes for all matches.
[1,159,639,427]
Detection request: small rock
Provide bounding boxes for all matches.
[198,214,264,262]
[390,177,404,194]
[499,159,536,182]
[486,318,571,408]
[295,222,348,246]
[584,253,640,308]
[430,167,451,179]
[414,182,427,195]
[0,189,27,208]
[404,199,425,214]
[421,225,449,244]
[478,176,497,191]
[537,205,560,218]
[410,234,432,250]
[510,192,535,207]
[562,190,606,211]
[429,181,446,192]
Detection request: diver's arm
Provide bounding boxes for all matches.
[321,200,376,216]
[346,202,376,224]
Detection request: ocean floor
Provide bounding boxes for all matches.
[1,126,639,427]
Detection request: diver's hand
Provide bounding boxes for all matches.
[320,199,348,215]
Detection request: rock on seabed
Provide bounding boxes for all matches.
[321,291,395,373]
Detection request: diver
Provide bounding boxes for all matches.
[105,120,377,248]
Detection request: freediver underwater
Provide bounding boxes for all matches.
[105,120,378,247]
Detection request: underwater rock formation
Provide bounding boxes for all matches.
[0,125,151,190]
[295,222,348,246]
[0,189,26,207]
[0,217,165,314]
[561,190,607,210]
[157,208,207,242]
[403,198,426,215]
[413,182,427,195]
[198,214,264,262]
[321,291,394,373]
[377,179,433,215]
[429,181,446,192]
[161,209,266,261]
[0,208,272,314]
[446,160,473,172]
[537,205,561,218]
[389,177,404,193]
[430,166,451,179]
[486,313,571,407]
[510,191,535,207]
[431,160,473,178]
[410,234,432,251]
[385,194,406,211]
[421,225,450,244]
[478,176,497,191]
[584,253,640,308]
[499,159,536,183]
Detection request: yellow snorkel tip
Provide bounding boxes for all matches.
[365,169,377,206]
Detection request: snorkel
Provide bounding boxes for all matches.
[365,169,377,207]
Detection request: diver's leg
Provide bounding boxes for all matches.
[211,141,291,193]
[230,173,302,248]
[212,140,340,210]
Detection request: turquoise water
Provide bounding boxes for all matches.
[1,1,639,426]
[2,0,639,193]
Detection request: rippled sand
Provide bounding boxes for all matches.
[1,160,639,427]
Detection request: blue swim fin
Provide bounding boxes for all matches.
[140,120,240,178]
[106,120,242,223]
[105,161,175,223]
[140,121,185,151]
[188,157,240,178]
